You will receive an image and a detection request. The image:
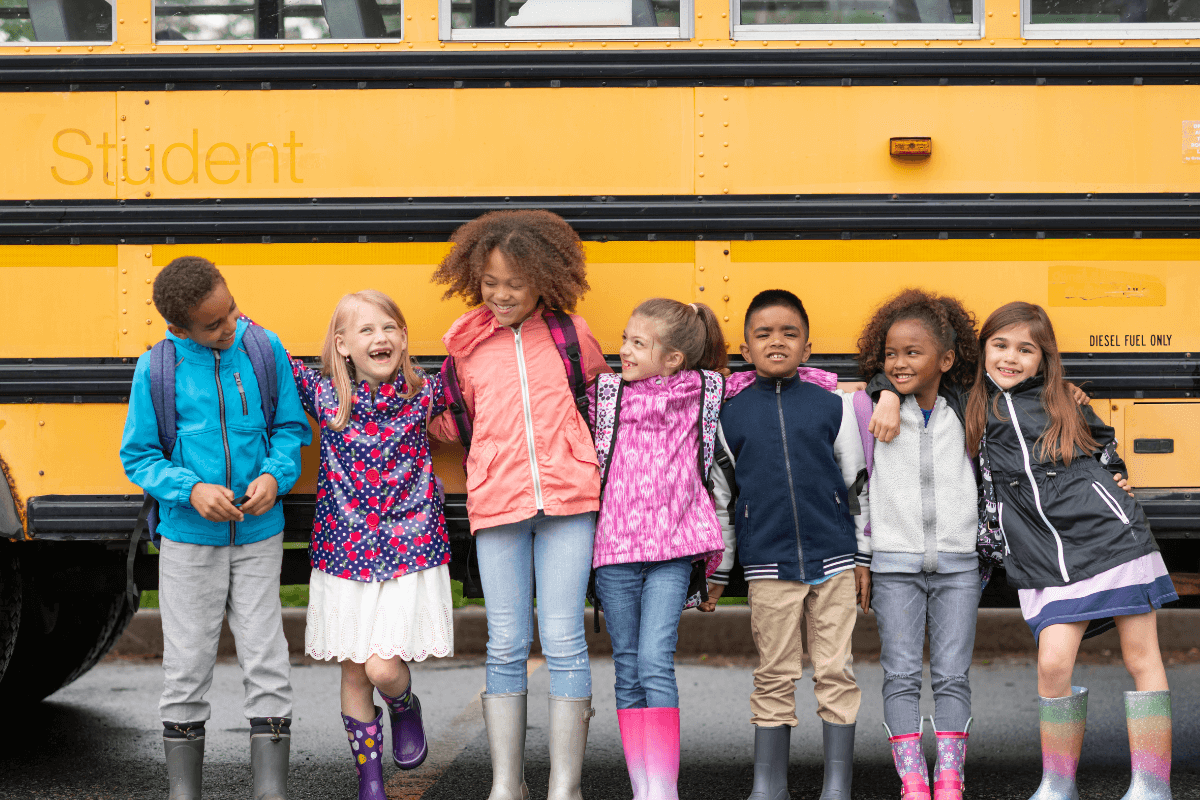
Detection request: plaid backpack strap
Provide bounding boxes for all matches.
[241,324,279,434]
[148,339,177,458]
[439,355,473,451]
[594,372,625,492]
[696,370,725,482]
[543,308,591,430]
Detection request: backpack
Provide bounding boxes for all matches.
[586,370,726,630]
[126,326,279,608]
[440,308,590,456]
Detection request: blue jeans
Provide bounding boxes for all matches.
[475,511,595,698]
[871,569,980,735]
[595,556,692,709]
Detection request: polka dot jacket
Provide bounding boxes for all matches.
[291,359,452,583]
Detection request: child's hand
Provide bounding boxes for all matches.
[240,473,279,516]
[868,392,901,443]
[190,483,244,523]
[854,566,871,613]
[1112,472,1135,499]
[1067,382,1090,406]
[699,582,725,613]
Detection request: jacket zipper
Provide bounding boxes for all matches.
[1001,392,1069,582]
[1092,481,1131,525]
[997,502,1012,554]
[233,372,249,415]
[214,350,235,544]
[775,381,805,580]
[512,323,544,510]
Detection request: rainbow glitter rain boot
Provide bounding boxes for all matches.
[1119,690,1172,800]
[1028,686,1088,800]
[884,720,930,800]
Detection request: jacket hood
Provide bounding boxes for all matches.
[442,306,506,359]
[165,317,248,359]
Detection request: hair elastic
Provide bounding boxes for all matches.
[689,303,699,313]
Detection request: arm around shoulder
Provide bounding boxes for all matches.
[260,332,313,497]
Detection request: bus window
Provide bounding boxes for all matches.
[731,0,979,36]
[1,0,113,42]
[444,0,687,40]
[1027,0,1200,30]
[154,0,402,40]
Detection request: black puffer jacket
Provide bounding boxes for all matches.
[980,374,1157,590]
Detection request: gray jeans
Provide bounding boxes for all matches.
[159,533,292,724]
[871,570,979,735]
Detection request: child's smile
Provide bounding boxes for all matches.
[336,301,408,392]
[883,318,953,410]
[741,305,812,379]
[985,322,1042,390]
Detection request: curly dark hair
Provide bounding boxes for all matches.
[856,288,979,391]
[431,210,590,311]
[153,256,225,328]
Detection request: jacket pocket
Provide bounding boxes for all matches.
[566,430,600,469]
[1091,480,1131,526]
[466,439,498,492]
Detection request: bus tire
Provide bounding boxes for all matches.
[0,584,137,706]
[0,551,20,684]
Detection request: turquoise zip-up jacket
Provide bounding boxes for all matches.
[120,318,312,546]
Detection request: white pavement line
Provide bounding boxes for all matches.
[386,656,546,799]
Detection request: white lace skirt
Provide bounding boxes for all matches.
[305,565,455,663]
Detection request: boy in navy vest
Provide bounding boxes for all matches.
[707,290,870,800]
[120,257,310,800]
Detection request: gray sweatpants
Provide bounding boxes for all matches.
[159,533,292,724]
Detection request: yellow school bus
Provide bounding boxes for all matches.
[1,0,1198,701]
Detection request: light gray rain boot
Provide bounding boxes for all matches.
[546,695,595,800]
[249,717,291,800]
[163,722,205,800]
[818,721,856,800]
[482,692,530,800]
[747,725,790,800]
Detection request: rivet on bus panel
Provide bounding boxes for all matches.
[279,44,284,49]
[723,141,728,146]
[122,309,127,314]
[144,17,148,22]
[121,269,127,274]
[147,320,153,325]
[699,111,705,116]
[216,44,221,49]
[723,162,728,167]
[699,172,705,177]
[151,45,157,50]
[56,46,61,51]
[183,45,188,50]
[122,289,127,294]
[723,275,730,281]
[699,265,705,271]
[119,17,125,23]
[699,152,705,157]
[406,13,411,18]
[88,46,93,51]
[122,329,128,334]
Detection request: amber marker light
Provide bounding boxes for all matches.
[890,137,932,157]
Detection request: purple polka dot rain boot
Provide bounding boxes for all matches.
[342,707,387,800]
[380,684,428,770]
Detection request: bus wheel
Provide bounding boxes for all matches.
[0,551,20,684]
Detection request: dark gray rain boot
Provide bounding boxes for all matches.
[249,717,291,800]
[818,721,855,800]
[163,722,205,800]
[747,725,790,800]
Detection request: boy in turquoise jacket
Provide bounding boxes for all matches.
[120,256,310,800]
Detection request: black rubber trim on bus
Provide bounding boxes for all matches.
[3,194,1200,243]
[2,353,1198,403]
[3,49,1200,90]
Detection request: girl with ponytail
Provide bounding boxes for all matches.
[588,298,729,800]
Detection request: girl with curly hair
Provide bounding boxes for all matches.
[853,288,984,800]
[429,210,610,800]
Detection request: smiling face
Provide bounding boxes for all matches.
[884,318,955,410]
[334,300,408,391]
[619,314,684,381]
[481,248,539,328]
[168,281,240,350]
[741,304,812,379]
[984,322,1043,390]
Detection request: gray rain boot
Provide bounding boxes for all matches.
[163,722,205,800]
[249,717,291,800]
[747,725,790,800]
[482,692,530,800]
[546,695,595,800]
[818,721,855,800]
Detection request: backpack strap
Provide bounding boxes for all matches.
[440,355,474,452]
[852,390,875,478]
[712,423,737,518]
[148,339,178,458]
[241,324,279,434]
[594,372,625,492]
[543,308,592,431]
[696,370,725,482]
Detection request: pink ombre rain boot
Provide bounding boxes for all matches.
[885,721,931,800]
[643,707,680,800]
[932,719,971,800]
[617,708,649,800]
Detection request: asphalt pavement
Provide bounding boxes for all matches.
[1,654,1197,800]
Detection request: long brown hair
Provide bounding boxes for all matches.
[632,298,728,373]
[964,302,1095,463]
[320,290,423,432]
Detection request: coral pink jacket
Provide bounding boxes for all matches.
[429,306,611,532]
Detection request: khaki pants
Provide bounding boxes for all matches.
[748,571,861,727]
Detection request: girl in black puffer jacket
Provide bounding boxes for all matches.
[964,302,1176,800]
